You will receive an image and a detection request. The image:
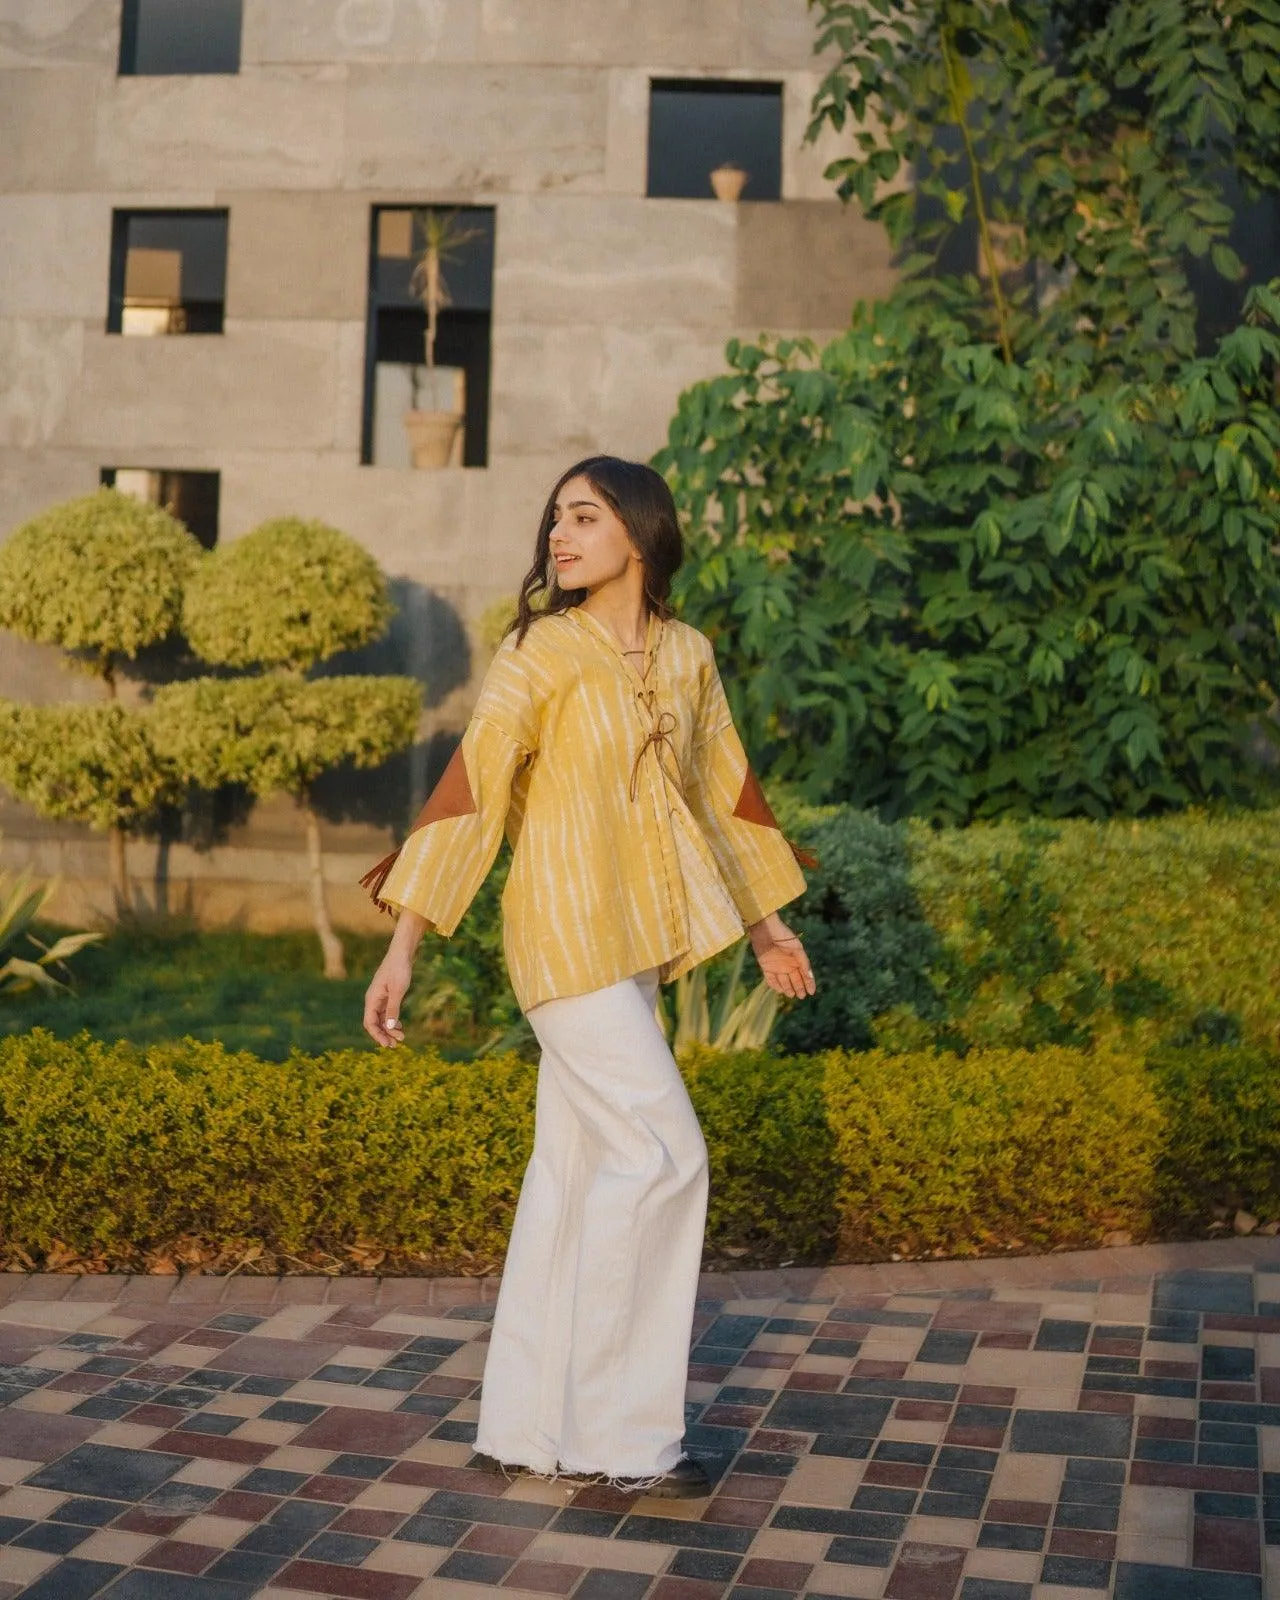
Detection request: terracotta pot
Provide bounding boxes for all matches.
[710,164,748,202]
[403,409,463,469]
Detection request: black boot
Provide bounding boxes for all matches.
[638,1456,712,1499]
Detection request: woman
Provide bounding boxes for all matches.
[361,456,816,1499]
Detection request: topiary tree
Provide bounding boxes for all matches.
[0,489,203,899]
[153,519,421,978]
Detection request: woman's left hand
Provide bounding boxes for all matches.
[748,914,816,1001]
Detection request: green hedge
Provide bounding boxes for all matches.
[2,1029,1276,1273]
[773,804,1280,1055]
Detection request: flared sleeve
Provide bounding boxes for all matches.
[359,633,540,934]
[683,651,812,927]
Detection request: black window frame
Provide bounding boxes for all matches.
[362,204,496,470]
[118,0,243,76]
[646,78,784,202]
[106,208,230,336]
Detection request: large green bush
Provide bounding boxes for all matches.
[2,1029,1275,1273]
[659,0,1280,819]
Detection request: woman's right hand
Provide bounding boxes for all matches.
[363,950,413,1048]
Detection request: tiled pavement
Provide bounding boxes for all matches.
[0,1238,1278,1600]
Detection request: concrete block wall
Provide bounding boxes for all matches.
[0,0,896,928]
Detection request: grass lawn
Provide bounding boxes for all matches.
[0,921,457,1061]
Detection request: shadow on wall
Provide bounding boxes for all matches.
[311,579,472,835]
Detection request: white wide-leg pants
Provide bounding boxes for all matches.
[474,966,709,1477]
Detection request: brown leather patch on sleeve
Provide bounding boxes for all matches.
[409,743,477,832]
[731,763,781,831]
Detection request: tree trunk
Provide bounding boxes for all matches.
[303,798,346,980]
[103,655,132,910]
[108,826,129,908]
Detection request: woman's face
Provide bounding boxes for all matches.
[548,475,641,595]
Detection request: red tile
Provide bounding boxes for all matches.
[299,1473,365,1503]
[650,1579,725,1600]
[274,1560,419,1599]
[716,1472,786,1501]
[331,1508,405,1536]
[785,1371,840,1391]
[1090,1338,1142,1356]
[1144,1360,1198,1379]
[502,1559,583,1593]
[418,1375,475,1397]
[978,1331,1033,1349]
[958,1385,1016,1406]
[895,1400,952,1422]
[152,1431,271,1465]
[1262,1367,1280,1404]
[740,1557,813,1587]
[115,1509,185,1536]
[1202,1382,1257,1402]
[307,1327,405,1350]
[987,1499,1051,1525]
[462,1523,539,1556]
[864,1462,928,1488]
[292,1405,435,1455]
[1204,1313,1280,1333]
[752,1430,809,1453]
[1078,1391,1134,1414]
[48,1373,112,1395]
[140,1540,220,1574]
[852,1359,908,1378]
[0,1411,96,1462]
[210,1490,279,1520]
[739,1351,795,1369]
[701,1405,765,1427]
[931,1302,1039,1331]
[1137,1415,1196,1440]
[1049,1529,1117,1559]
[191,1329,240,1348]
[884,1540,967,1598]
[1131,1462,1259,1494]
[1193,1516,1261,1574]
[385,1461,505,1494]
[701,1496,770,1528]
[206,1335,344,1379]
[688,1364,731,1383]
[128,1405,187,1428]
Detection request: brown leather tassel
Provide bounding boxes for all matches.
[358,848,402,914]
[787,838,820,871]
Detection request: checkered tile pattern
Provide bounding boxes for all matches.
[0,1237,1277,1599]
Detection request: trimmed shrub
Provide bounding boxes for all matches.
[904,810,1280,1049]
[2,1030,1277,1273]
[684,1045,841,1266]
[771,806,942,1054]
[1148,1046,1280,1230]
[825,1046,1164,1259]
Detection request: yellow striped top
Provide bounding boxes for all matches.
[367,604,808,1012]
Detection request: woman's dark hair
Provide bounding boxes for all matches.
[509,456,684,646]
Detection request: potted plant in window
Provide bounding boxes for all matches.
[710,161,749,202]
[402,208,480,470]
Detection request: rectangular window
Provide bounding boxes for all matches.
[101,468,221,550]
[107,210,229,336]
[119,0,242,75]
[363,205,496,469]
[647,80,783,201]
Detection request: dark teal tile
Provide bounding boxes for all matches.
[18,1559,122,1599]
[1041,1554,1111,1587]
[27,1445,185,1502]
[1009,1409,1132,1458]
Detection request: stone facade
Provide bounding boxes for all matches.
[0,0,895,927]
